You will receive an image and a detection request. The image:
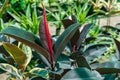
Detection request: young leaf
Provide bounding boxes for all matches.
[77,23,93,49]
[26,4,31,20]
[54,23,81,62]
[2,42,27,71]
[62,15,80,51]
[0,63,23,80]
[1,27,50,65]
[39,3,54,64]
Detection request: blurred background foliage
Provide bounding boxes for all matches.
[1,0,120,79]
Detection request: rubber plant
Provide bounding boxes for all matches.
[39,3,54,70]
[0,3,82,79]
[0,3,105,80]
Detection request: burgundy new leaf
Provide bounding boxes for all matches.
[39,3,54,64]
[62,15,80,52]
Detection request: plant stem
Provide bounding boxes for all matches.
[49,72,55,80]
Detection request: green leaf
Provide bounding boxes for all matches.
[57,54,72,69]
[0,63,23,80]
[83,44,107,61]
[10,0,17,4]
[0,19,4,31]
[101,25,120,35]
[30,68,49,79]
[26,4,31,20]
[96,68,120,74]
[2,42,27,70]
[0,54,6,63]
[1,27,50,66]
[61,68,103,80]
[92,61,120,68]
[54,23,81,62]
[7,11,21,22]
[77,23,93,49]
[91,61,120,73]
[71,53,91,70]
[62,16,80,50]
[89,24,99,37]
[102,74,116,80]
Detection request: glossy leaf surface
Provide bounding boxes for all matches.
[1,27,50,66]
[61,68,102,80]
[54,23,81,61]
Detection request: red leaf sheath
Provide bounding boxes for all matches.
[41,3,54,64]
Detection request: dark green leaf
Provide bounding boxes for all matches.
[83,44,107,61]
[0,45,9,56]
[71,53,91,70]
[96,68,120,74]
[62,16,80,50]
[54,23,81,62]
[0,54,6,63]
[0,33,7,42]
[57,54,72,69]
[77,23,93,49]
[1,27,50,66]
[91,61,120,74]
[102,74,116,80]
[61,68,103,80]
[91,61,120,70]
